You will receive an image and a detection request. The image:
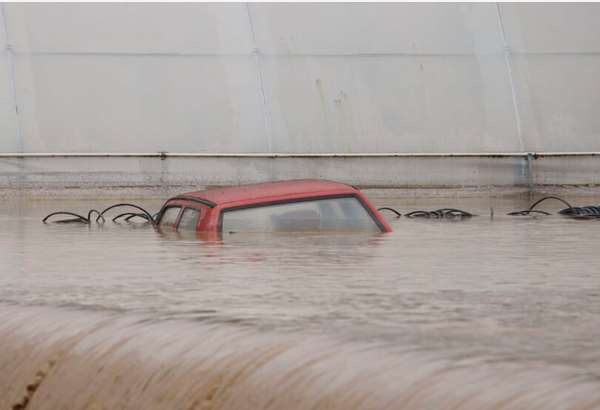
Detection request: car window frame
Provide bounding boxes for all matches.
[157,205,183,229]
[177,206,202,231]
[218,194,385,233]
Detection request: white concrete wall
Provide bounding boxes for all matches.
[1,3,599,189]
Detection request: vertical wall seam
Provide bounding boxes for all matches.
[0,3,22,153]
[245,3,272,153]
[495,3,524,152]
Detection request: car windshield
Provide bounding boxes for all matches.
[158,206,181,229]
[221,196,380,233]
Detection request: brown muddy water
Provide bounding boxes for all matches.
[1,196,600,409]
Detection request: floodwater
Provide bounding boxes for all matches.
[2,196,600,409]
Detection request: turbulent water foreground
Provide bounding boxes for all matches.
[2,305,600,410]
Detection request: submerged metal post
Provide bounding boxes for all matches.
[527,152,534,198]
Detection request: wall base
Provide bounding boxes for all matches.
[1,155,599,199]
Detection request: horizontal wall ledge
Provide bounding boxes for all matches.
[1,152,600,159]
[8,50,600,58]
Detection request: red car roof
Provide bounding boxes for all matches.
[182,179,358,206]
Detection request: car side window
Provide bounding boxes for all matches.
[158,206,181,229]
[178,208,201,231]
[221,197,380,233]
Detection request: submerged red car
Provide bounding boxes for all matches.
[157,179,392,233]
